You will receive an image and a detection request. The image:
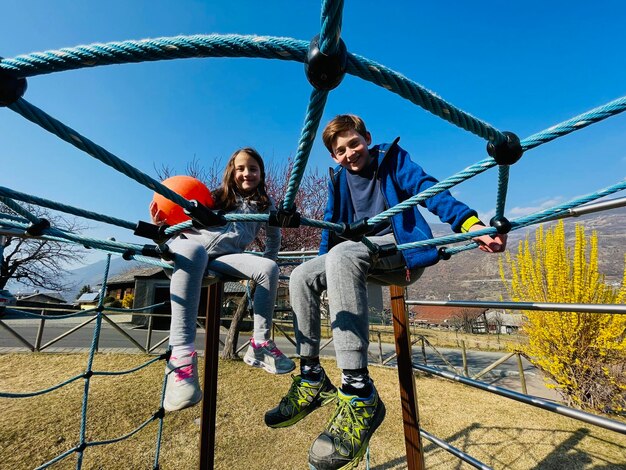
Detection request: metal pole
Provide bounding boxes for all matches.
[377,332,383,365]
[405,299,626,315]
[199,281,223,470]
[389,285,425,469]
[414,362,626,434]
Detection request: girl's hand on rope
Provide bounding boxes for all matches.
[468,223,507,253]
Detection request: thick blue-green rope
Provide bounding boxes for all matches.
[0,211,27,223]
[0,35,307,77]
[0,185,136,230]
[368,157,496,225]
[281,0,342,210]
[368,94,626,227]
[495,165,510,220]
[510,180,626,229]
[345,52,507,144]
[396,180,626,252]
[75,253,111,469]
[0,196,40,224]
[319,0,344,55]
[0,216,150,254]
[9,99,196,214]
[521,95,626,150]
[0,35,507,144]
[0,217,172,267]
[282,89,329,209]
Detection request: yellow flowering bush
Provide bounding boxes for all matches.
[121,293,134,309]
[499,221,626,413]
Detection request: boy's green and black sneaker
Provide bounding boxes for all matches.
[308,386,386,470]
[265,372,336,428]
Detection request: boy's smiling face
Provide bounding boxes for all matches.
[330,129,372,173]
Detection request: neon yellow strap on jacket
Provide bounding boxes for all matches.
[461,215,482,233]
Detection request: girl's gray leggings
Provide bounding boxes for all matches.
[290,234,423,370]
[167,236,279,346]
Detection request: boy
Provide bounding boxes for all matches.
[265,114,507,469]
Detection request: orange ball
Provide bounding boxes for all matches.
[149,176,214,225]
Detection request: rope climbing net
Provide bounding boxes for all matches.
[1,1,625,468]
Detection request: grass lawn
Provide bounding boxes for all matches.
[0,353,624,469]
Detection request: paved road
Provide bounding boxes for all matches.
[0,311,559,400]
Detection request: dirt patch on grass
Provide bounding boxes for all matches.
[0,353,624,469]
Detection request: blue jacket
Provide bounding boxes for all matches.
[319,139,477,269]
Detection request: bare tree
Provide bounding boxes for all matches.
[0,204,87,293]
[450,308,486,334]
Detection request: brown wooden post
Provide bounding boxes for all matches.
[389,285,425,470]
[199,281,223,470]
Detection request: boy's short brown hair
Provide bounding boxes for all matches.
[322,114,369,153]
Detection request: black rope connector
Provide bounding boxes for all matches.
[438,247,452,260]
[134,220,171,244]
[83,370,93,379]
[371,242,398,258]
[25,218,50,236]
[338,218,371,241]
[122,249,135,261]
[0,59,27,107]
[141,244,174,261]
[154,407,165,420]
[305,35,348,91]
[163,349,172,361]
[184,200,226,228]
[268,204,301,228]
[77,442,87,453]
[490,216,512,234]
[487,131,523,165]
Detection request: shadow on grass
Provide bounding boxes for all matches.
[375,423,626,470]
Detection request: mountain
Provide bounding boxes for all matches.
[63,257,144,301]
[409,206,626,302]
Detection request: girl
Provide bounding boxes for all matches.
[159,147,294,412]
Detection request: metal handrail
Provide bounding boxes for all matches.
[407,299,626,314]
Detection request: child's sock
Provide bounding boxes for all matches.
[300,356,323,382]
[341,368,373,398]
[171,342,195,359]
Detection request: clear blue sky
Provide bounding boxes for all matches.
[2,1,625,265]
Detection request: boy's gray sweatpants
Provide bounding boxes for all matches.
[290,234,423,370]
[168,236,279,346]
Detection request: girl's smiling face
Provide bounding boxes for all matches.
[233,151,261,194]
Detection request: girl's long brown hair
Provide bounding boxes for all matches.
[211,147,271,212]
